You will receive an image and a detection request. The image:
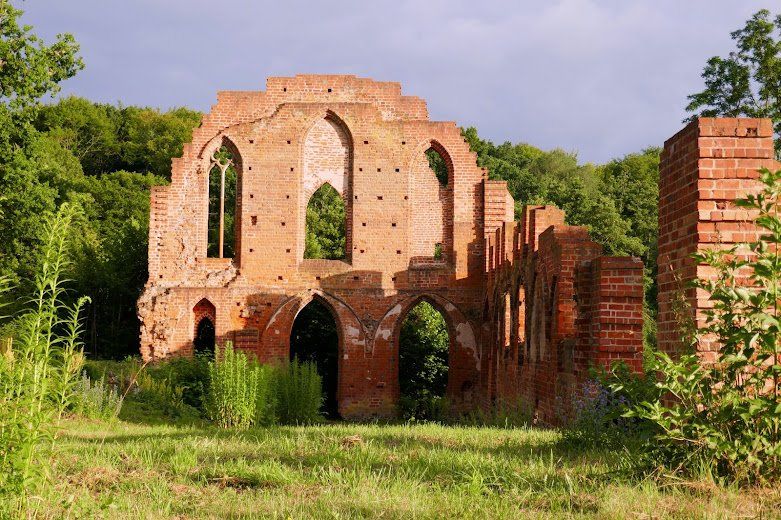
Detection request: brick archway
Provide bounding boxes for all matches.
[259,290,370,417]
[372,293,479,411]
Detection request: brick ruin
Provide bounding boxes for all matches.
[138,75,774,422]
[657,117,778,360]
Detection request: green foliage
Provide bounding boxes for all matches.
[0,204,89,514]
[70,372,122,420]
[206,343,259,429]
[426,147,449,185]
[399,301,449,421]
[116,106,202,178]
[614,168,781,484]
[0,2,82,153]
[134,369,192,419]
[148,354,210,410]
[562,365,656,449]
[686,9,781,155]
[304,183,346,260]
[36,98,201,178]
[275,358,323,425]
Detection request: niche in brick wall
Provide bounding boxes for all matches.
[516,285,527,366]
[301,111,353,262]
[193,298,216,357]
[530,278,546,363]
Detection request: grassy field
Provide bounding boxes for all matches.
[33,412,781,519]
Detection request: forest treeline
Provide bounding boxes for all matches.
[0,93,660,358]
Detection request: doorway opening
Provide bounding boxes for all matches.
[290,298,340,418]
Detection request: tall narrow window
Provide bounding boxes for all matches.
[411,141,451,259]
[207,144,238,258]
[304,183,346,260]
[302,113,353,261]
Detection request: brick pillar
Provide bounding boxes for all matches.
[658,117,776,360]
[588,257,644,372]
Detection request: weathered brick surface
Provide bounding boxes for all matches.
[658,118,779,361]
[139,74,644,421]
[484,204,644,425]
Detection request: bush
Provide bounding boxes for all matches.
[614,167,781,484]
[561,369,654,448]
[147,354,210,409]
[134,369,192,418]
[70,372,122,420]
[275,358,322,425]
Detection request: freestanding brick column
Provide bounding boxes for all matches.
[658,118,777,361]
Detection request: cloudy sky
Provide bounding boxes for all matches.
[20,0,773,163]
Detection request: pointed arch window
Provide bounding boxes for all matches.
[207,143,240,258]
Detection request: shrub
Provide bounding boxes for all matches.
[134,369,191,418]
[616,167,781,484]
[206,342,262,429]
[70,372,122,420]
[275,358,323,425]
[147,354,210,410]
[254,363,277,426]
[561,369,655,448]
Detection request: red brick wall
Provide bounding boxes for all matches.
[139,74,645,422]
[658,118,777,361]
[138,75,485,419]
[485,206,644,425]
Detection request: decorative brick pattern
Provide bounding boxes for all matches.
[139,75,645,422]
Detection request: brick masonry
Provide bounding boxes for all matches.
[658,118,779,362]
[138,74,645,421]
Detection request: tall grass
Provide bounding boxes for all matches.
[205,348,322,428]
[206,342,263,428]
[0,204,89,514]
[276,358,323,425]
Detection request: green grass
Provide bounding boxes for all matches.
[32,411,781,519]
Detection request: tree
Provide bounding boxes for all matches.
[686,9,781,155]
[0,2,83,284]
[36,96,121,176]
[118,106,201,178]
[0,2,83,152]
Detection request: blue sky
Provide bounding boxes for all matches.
[20,0,774,163]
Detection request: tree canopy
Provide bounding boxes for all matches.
[686,9,781,155]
